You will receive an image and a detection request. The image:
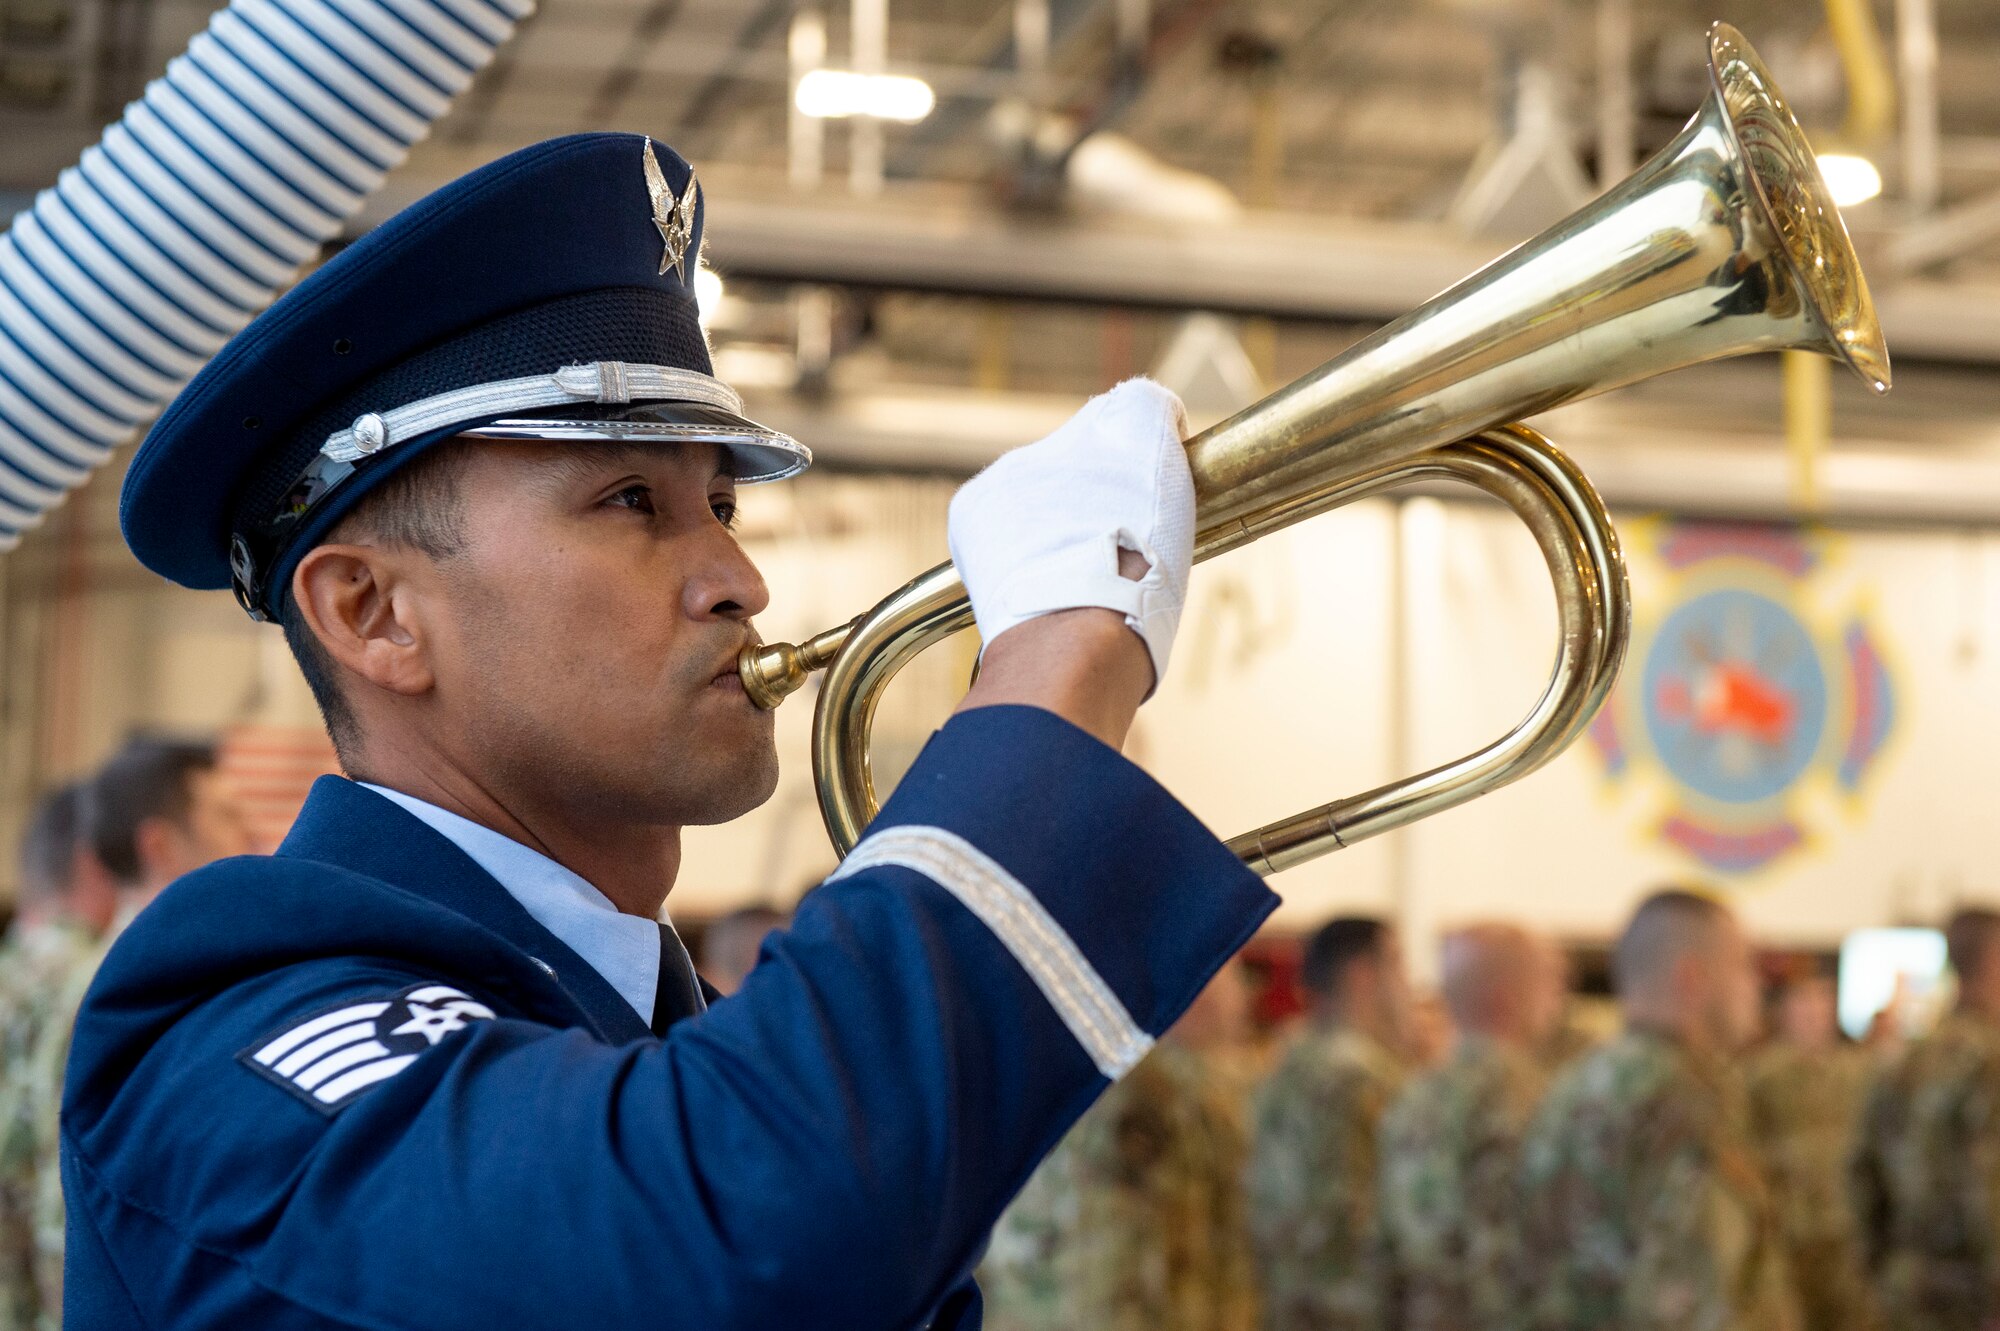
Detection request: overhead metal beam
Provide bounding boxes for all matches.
[882,0,1102,179]
[676,0,795,135]
[579,0,685,130]
[702,183,2000,364]
[735,377,2000,525]
[1887,186,2000,274]
[704,184,1475,319]
[1872,277,2000,363]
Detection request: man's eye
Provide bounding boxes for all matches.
[607,484,656,515]
[711,498,739,529]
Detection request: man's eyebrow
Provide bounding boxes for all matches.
[512,447,620,495]
[511,442,732,492]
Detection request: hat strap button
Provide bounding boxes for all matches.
[352,412,388,454]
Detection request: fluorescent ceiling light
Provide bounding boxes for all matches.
[1817,153,1883,207]
[795,69,935,123]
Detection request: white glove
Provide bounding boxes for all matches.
[948,378,1196,694]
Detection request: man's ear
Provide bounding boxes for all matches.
[292,543,436,700]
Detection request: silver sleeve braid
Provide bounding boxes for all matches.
[0,0,532,548]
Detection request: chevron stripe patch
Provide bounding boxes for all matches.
[239,983,495,1114]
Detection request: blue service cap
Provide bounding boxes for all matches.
[119,132,809,622]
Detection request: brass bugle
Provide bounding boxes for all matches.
[741,22,1890,875]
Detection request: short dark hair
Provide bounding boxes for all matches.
[1614,888,1730,999]
[1301,916,1389,1001]
[279,441,473,757]
[17,782,85,909]
[84,737,218,884]
[1947,908,2000,984]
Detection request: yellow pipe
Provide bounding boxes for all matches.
[975,302,1010,393]
[1249,74,1282,209]
[1242,316,1277,390]
[1784,349,1831,514]
[1825,0,1895,148]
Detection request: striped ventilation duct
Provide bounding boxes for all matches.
[0,0,533,550]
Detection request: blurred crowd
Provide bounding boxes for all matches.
[6,745,2000,1331]
[0,738,253,1328]
[980,892,2000,1331]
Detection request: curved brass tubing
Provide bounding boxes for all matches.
[738,22,1885,878]
[781,426,1627,874]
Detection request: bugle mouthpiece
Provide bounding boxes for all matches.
[737,620,858,710]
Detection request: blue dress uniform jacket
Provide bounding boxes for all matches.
[59,706,1277,1329]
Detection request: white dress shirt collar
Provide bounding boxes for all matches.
[360,782,666,1026]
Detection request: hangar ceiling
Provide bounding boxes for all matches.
[1,0,1999,522]
[1,1,1993,230]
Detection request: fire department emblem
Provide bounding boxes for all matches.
[1588,522,1895,874]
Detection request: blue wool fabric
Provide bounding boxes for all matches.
[60,706,1278,1329]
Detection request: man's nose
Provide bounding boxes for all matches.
[688,529,770,621]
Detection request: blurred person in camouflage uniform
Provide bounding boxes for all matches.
[0,784,116,1329]
[1532,934,1599,1072]
[23,738,252,1319]
[981,960,1259,1331]
[1746,971,1875,1331]
[1377,922,1556,1331]
[1404,992,1455,1072]
[1246,916,1409,1331]
[1851,906,2000,1331]
[1172,944,1260,1119]
[1518,889,1797,1331]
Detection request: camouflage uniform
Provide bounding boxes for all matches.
[21,915,126,1325]
[1245,1025,1404,1331]
[1517,1027,1797,1331]
[0,919,97,1331]
[1744,1042,1875,1331]
[1538,1011,1601,1075]
[1850,1010,2000,1331]
[981,1042,1257,1331]
[1376,1034,1547,1331]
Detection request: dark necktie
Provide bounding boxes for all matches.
[651,921,706,1037]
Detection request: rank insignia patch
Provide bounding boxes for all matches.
[240,983,496,1113]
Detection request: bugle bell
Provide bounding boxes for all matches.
[740,22,1890,877]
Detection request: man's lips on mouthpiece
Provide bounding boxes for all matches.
[712,645,753,690]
